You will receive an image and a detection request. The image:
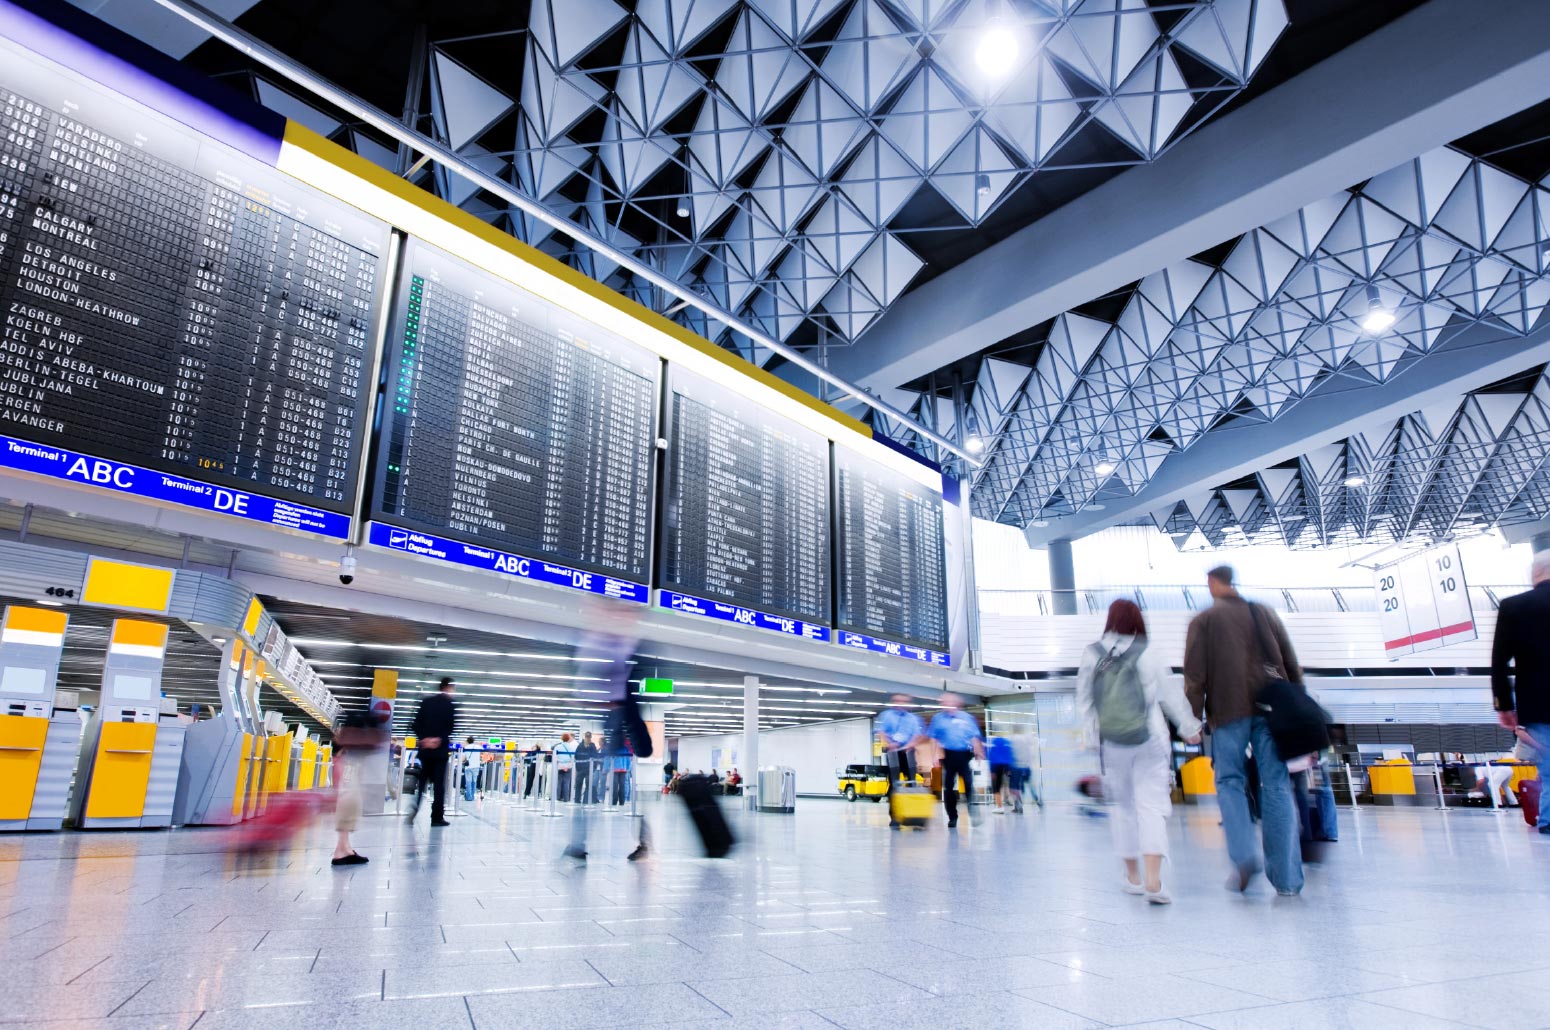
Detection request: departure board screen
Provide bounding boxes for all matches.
[372,241,657,584]
[0,39,388,525]
[660,366,830,626]
[835,446,949,653]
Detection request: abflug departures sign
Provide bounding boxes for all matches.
[369,240,657,595]
[0,34,388,538]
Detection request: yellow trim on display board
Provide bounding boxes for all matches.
[109,620,169,652]
[82,559,174,613]
[276,122,872,443]
[84,722,157,819]
[242,599,264,640]
[0,715,49,820]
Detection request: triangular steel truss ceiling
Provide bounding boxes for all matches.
[317,0,1287,364]
[1149,368,1550,551]
[916,142,1550,532]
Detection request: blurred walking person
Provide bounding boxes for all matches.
[929,693,984,829]
[407,677,456,828]
[1078,600,1200,903]
[987,734,1016,813]
[1491,551,1550,833]
[876,694,925,825]
[332,711,386,865]
[1185,566,1303,895]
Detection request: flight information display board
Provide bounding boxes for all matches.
[0,37,388,536]
[835,446,949,660]
[659,366,830,636]
[372,240,657,589]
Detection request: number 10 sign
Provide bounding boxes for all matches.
[1374,543,1477,658]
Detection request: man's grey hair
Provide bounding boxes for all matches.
[1533,551,1550,585]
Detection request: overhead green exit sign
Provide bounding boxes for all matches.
[641,677,674,695]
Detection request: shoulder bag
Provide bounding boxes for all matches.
[1247,603,1331,761]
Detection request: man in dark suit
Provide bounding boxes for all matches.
[409,677,456,827]
[1491,552,1550,833]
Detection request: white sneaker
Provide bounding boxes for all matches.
[994,806,1006,814]
[1146,885,1172,905]
[1121,877,1145,896]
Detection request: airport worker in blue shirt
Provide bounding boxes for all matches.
[929,693,985,828]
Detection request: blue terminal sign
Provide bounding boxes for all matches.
[0,434,352,538]
[659,590,831,642]
[366,522,649,603]
[839,630,950,667]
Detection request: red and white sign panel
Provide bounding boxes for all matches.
[1375,543,1477,658]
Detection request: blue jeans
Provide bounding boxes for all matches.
[1212,716,1304,893]
[1525,724,1550,830]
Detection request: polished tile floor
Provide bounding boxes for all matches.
[2,790,1549,1029]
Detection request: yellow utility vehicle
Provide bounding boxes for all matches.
[837,763,891,802]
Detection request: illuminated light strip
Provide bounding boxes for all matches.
[0,431,352,539]
[837,631,950,667]
[658,591,830,642]
[365,522,647,602]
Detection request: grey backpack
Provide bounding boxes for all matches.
[1088,640,1150,746]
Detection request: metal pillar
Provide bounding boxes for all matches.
[1533,531,1550,555]
[1049,538,1077,615]
[743,675,759,811]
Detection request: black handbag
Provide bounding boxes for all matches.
[1247,603,1331,760]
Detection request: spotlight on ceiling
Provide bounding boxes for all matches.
[976,173,992,198]
[1032,519,1050,528]
[426,633,448,648]
[967,436,985,453]
[675,200,689,218]
[1343,475,1367,488]
[974,18,1019,79]
[1361,283,1394,334]
[1360,308,1396,334]
[1094,461,1116,477]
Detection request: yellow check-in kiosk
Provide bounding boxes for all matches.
[0,605,80,831]
[71,616,187,829]
[293,730,319,790]
[176,640,264,825]
[318,744,333,787]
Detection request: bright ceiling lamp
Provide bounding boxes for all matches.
[1361,284,1395,334]
[967,436,985,453]
[1343,475,1367,488]
[1094,460,1116,477]
[974,16,1020,79]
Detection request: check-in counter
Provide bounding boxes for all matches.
[1368,759,1419,805]
[0,606,80,831]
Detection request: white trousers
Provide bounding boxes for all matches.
[1102,735,1173,859]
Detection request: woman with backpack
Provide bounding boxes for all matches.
[1076,599,1201,905]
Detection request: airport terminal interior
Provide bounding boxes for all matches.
[1,0,1550,1026]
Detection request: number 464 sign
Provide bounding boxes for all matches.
[1374,543,1477,658]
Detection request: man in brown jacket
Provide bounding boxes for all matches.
[1184,566,1304,896]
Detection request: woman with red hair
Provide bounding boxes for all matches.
[1076,598,1201,904]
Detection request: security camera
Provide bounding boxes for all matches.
[339,549,357,586]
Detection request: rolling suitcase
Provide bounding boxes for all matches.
[1518,778,1541,826]
[889,783,935,827]
[677,774,735,857]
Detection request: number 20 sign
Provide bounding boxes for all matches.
[1374,543,1477,658]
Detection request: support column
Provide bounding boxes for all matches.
[1534,531,1550,555]
[1049,538,1077,615]
[743,675,759,811]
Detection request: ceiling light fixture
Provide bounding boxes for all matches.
[675,199,689,218]
[975,173,992,198]
[974,16,1019,79]
[1343,475,1367,488]
[967,436,985,453]
[1094,461,1115,477]
[1361,283,1395,334]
